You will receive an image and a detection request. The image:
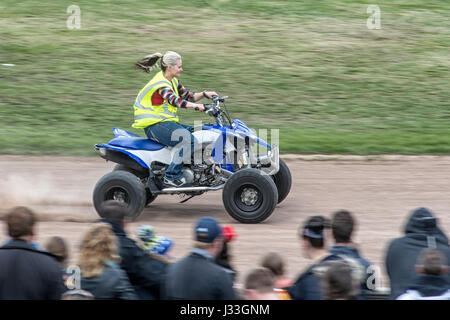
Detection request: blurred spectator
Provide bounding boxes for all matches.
[288,216,340,300]
[45,236,69,269]
[137,224,174,264]
[0,206,65,299]
[397,248,450,300]
[261,251,293,289]
[45,236,72,288]
[61,289,94,300]
[244,267,279,300]
[98,200,167,299]
[78,223,137,300]
[165,217,237,300]
[321,260,358,300]
[385,207,450,299]
[330,210,373,296]
[215,225,238,283]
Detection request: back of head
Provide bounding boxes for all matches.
[45,236,69,266]
[245,267,275,293]
[322,260,354,300]
[78,223,119,278]
[6,206,36,239]
[261,251,285,277]
[404,207,437,235]
[417,248,448,276]
[301,215,329,248]
[99,200,128,226]
[331,210,354,244]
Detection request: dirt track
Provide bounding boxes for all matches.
[1,155,450,287]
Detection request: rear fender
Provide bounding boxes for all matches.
[95,144,149,172]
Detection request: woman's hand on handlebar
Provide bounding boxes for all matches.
[187,102,205,112]
[203,91,218,99]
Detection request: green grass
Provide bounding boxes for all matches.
[0,0,449,155]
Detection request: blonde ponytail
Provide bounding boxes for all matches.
[134,51,182,73]
[134,52,163,73]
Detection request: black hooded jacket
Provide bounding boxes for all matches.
[385,208,450,299]
[99,218,168,299]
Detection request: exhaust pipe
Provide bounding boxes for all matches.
[160,184,225,194]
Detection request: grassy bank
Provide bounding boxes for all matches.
[0,0,449,155]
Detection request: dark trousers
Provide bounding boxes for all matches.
[144,121,196,180]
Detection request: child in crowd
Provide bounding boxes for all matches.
[136,225,175,264]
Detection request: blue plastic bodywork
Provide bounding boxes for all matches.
[97,122,271,173]
[108,136,165,151]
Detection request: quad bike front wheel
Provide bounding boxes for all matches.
[271,158,292,204]
[93,170,146,221]
[222,168,278,223]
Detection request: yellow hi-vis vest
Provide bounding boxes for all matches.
[132,71,180,129]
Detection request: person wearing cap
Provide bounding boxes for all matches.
[164,217,237,300]
[385,207,450,299]
[288,216,341,300]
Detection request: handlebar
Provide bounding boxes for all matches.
[203,96,230,126]
[212,95,228,103]
[203,103,218,117]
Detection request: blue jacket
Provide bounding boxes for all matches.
[329,245,373,295]
[288,254,341,300]
[165,248,237,300]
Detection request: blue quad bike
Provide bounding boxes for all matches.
[93,96,292,223]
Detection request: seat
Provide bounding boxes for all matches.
[108,136,165,151]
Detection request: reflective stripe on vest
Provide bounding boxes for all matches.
[132,71,180,129]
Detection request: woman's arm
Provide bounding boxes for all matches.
[159,87,204,111]
[191,91,219,102]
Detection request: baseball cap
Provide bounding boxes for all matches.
[302,216,329,239]
[195,217,223,243]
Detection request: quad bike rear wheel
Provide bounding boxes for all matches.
[113,164,157,206]
[93,170,146,220]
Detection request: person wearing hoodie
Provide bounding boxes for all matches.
[97,200,168,299]
[385,207,450,299]
[329,210,373,297]
[397,248,450,300]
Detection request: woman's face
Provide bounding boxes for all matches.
[168,59,183,78]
